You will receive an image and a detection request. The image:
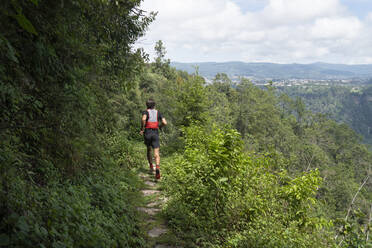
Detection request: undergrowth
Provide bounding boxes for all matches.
[0,132,147,248]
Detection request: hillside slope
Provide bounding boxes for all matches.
[171,61,372,79]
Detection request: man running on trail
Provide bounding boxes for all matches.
[140,99,167,179]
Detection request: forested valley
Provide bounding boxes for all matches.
[278,85,372,146]
[1,1,371,247]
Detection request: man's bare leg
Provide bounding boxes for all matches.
[154,148,160,166]
[154,148,161,179]
[147,146,154,170]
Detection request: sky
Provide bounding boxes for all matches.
[135,0,372,64]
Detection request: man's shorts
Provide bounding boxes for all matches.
[144,129,160,148]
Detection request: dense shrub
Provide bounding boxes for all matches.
[161,124,334,247]
[0,1,153,247]
[1,133,146,247]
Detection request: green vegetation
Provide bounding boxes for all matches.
[162,125,333,247]
[1,1,371,247]
[1,0,154,246]
[279,85,372,145]
[142,54,372,246]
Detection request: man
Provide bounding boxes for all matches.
[140,99,167,179]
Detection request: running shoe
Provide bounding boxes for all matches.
[155,169,160,179]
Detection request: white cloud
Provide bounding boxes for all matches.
[310,17,362,39]
[367,12,372,22]
[136,0,372,64]
[260,0,344,25]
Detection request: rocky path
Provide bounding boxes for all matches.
[138,170,181,248]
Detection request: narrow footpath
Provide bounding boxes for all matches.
[138,168,182,248]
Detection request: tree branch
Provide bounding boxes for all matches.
[366,203,372,242]
[336,174,370,246]
[345,175,370,222]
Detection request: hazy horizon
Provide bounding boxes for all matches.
[171,61,372,66]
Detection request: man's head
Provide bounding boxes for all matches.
[146,99,156,109]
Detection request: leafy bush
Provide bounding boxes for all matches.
[161,124,334,247]
[1,133,145,248]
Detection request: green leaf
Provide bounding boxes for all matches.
[14,13,38,35]
[40,227,48,236]
[17,216,29,232]
[0,234,10,246]
[29,0,38,5]
[6,40,19,63]
[219,177,228,182]
[34,100,43,108]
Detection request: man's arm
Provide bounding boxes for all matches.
[159,118,167,130]
[158,112,167,129]
[140,114,147,135]
[161,118,167,127]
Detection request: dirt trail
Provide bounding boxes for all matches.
[138,170,181,248]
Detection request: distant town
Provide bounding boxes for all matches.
[203,75,371,88]
[242,77,371,87]
[172,61,372,88]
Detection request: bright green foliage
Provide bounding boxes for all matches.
[162,125,333,247]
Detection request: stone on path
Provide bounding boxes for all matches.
[139,172,149,179]
[154,245,176,248]
[159,196,169,203]
[146,201,159,208]
[145,180,156,187]
[137,207,160,216]
[148,225,168,238]
[141,189,160,196]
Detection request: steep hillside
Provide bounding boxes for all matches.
[279,85,372,145]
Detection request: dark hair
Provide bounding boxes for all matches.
[146,99,156,109]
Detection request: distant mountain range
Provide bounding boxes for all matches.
[171,61,372,80]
